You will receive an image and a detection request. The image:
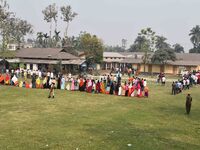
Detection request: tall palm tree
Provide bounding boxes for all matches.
[189,25,200,48]
[37,32,44,47]
[53,30,61,47]
[43,33,49,47]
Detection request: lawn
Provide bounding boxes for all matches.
[0,82,200,150]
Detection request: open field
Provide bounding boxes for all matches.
[0,82,200,150]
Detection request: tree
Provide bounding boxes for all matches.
[142,52,151,72]
[152,36,176,65]
[78,32,103,65]
[129,28,156,72]
[189,25,200,48]
[155,36,170,50]
[139,27,156,51]
[42,3,58,39]
[189,25,200,53]
[129,36,150,52]
[37,32,44,47]
[53,30,61,47]
[11,18,33,48]
[0,0,12,51]
[173,43,184,53]
[129,27,156,52]
[43,33,50,47]
[60,5,78,37]
[104,45,125,52]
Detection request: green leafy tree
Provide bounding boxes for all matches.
[60,5,78,37]
[129,28,156,72]
[79,32,103,65]
[37,32,44,47]
[104,45,125,52]
[173,43,184,53]
[53,30,61,47]
[0,0,12,51]
[151,48,176,64]
[11,18,33,48]
[189,25,200,53]
[129,36,150,52]
[152,36,176,69]
[43,33,50,47]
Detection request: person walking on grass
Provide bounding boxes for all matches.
[48,78,56,99]
[186,94,192,115]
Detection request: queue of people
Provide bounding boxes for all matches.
[0,70,149,98]
[171,72,199,95]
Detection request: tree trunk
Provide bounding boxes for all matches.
[65,22,69,38]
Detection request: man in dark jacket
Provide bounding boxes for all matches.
[186,94,192,114]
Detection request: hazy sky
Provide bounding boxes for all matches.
[6,0,200,51]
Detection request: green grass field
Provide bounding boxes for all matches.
[0,82,200,150]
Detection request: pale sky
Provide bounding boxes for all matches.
[7,0,200,52]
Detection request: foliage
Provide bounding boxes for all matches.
[189,25,200,53]
[151,35,176,64]
[189,47,200,53]
[78,32,103,64]
[11,18,33,47]
[129,28,156,52]
[36,32,44,47]
[129,35,150,52]
[104,45,125,52]
[189,25,200,48]
[60,5,78,37]
[0,50,16,58]
[173,43,184,53]
[52,30,61,47]
[0,0,33,51]
[42,3,58,38]
[151,48,176,64]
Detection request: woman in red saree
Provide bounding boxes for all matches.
[96,80,101,93]
[0,74,4,84]
[5,74,10,85]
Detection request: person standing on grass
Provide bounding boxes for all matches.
[172,82,176,95]
[186,94,192,115]
[48,78,56,99]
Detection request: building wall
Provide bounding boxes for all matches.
[191,66,198,71]
[164,65,173,74]
[197,65,200,71]
[152,65,160,73]
[139,64,149,72]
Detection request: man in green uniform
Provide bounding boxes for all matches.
[186,94,192,114]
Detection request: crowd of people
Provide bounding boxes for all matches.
[171,72,200,95]
[0,69,149,98]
